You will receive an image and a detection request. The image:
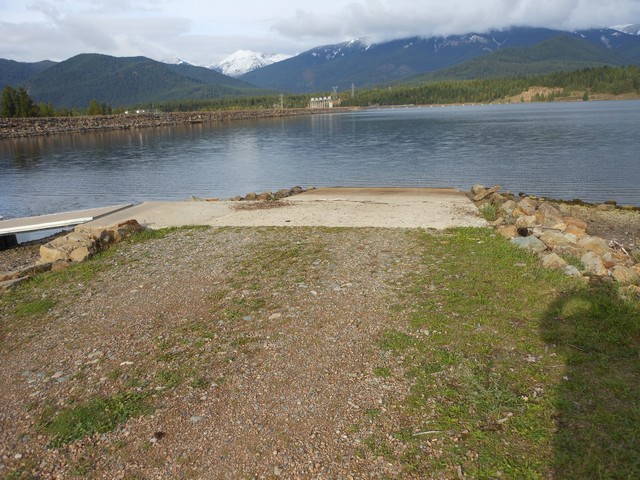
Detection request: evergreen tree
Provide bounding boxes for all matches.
[1,86,39,117]
[16,86,38,117]
[1,86,18,117]
[87,99,102,115]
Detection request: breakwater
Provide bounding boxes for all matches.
[0,108,353,139]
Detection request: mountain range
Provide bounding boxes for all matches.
[1,25,639,108]
[1,54,271,109]
[240,27,640,92]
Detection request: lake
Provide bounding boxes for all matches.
[1,100,639,219]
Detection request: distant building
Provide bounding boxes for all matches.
[309,96,341,109]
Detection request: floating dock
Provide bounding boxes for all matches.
[0,204,133,249]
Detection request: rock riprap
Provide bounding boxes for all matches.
[0,220,143,292]
[470,184,640,286]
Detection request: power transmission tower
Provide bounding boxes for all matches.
[279,94,284,109]
[351,83,355,98]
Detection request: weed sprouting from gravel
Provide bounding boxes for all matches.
[39,392,152,447]
[13,298,55,317]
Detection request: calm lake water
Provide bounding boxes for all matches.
[1,100,639,219]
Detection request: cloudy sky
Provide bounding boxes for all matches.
[2,0,639,65]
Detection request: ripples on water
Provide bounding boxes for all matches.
[1,101,639,218]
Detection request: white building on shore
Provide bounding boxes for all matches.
[309,96,341,109]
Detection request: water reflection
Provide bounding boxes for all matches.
[1,101,639,219]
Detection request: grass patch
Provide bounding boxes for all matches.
[13,298,55,317]
[370,227,640,479]
[560,254,584,271]
[373,366,392,378]
[478,202,499,221]
[125,225,210,244]
[39,391,152,447]
[233,230,326,281]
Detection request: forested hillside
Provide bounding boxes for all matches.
[341,66,640,107]
[409,36,629,83]
[25,54,270,109]
[0,59,56,89]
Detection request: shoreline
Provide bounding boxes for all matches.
[2,95,639,139]
[0,107,356,140]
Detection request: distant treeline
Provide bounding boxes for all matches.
[2,65,639,118]
[151,94,312,112]
[340,66,640,107]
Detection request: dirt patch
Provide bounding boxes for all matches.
[231,201,293,211]
[558,203,640,251]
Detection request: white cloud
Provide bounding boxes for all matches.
[0,0,639,63]
[272,0,640,44]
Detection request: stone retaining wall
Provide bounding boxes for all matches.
[0,108,352,139]
[0,220,143,291]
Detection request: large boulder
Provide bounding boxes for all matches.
[553,243,585,259]
[539,230,580,251]
[514,197,538,217]
[472,185,501,202]
[471,184,486,196]
[563,217,588,230]
[515,215,538,229]
[497,225,518,238]
[578,236,611,257]
[511,236,547,254]
[563,224,587,238]
[39,231,96,264]
[108,219,144,242]
[581,251,609,276]
[540,253,569,271]
[611,266,640,284]
[537,202,563,221]
[499,200,517,217]
[273,188,292,200]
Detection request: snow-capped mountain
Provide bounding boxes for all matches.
[241,25,640,93]
[611,24,640,35]
[309,39,373,61]
[160,55,192,66]
[212,50,291,77]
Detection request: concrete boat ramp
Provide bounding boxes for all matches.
[0,188,486,248]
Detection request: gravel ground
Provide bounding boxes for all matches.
[1,203,639,479]
[0,227,428,479]
[565,204,640,251]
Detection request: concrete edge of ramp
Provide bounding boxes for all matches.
[0,204,134,236]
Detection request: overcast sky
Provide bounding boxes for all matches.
[2,0,639,65]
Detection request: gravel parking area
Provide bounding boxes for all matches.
[1,227,426,479]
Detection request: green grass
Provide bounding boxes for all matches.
[125,225,210,244]
[13,298,55,317]
[39,392,152,447]
[371,227,640,479]
[478,202,499,221]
